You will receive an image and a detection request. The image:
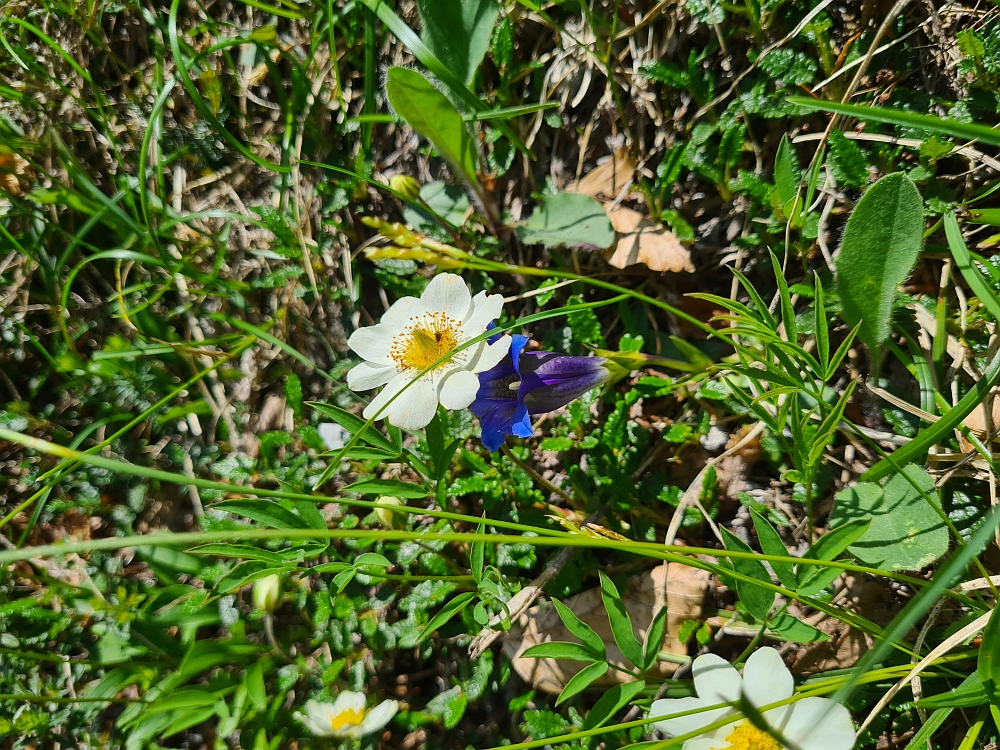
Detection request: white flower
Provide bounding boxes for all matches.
[346,273,511,430]
[650,648,855,750]
[295,692,398,738]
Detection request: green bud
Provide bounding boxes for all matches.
[374,496,407,530]
[252,574,281,612]
[389,175,422,202]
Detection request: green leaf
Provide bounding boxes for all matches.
[917,673,988,709]
[827,130,868,190]
[980,607,1000,689]
[643,606,668,671]
[788,97,1000,148]
[343,478,429,498]
[957,29,986,58]
[385,67,481,189]
[522,641,602,662]
[814,275,829,369]
[245,663,267,712]
[720,527,774,621]
[416,591,477,644]
[417,0,498,85]
[795,518,870,595]
[748,509,796,589]
[830,465,949,571]
[556,662,609,705]
[581,680,646,731]
[308,401,397,453]
[213,500,310,529]
[767,613,830,643]
[189,543,286,564]
[517,192,616,250]
[774,134,800,204]
[599,572,645,667]
[836,172,924,357]
[553,598,607,659]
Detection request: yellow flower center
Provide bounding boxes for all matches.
[330,707,366,731]
[391,313,460,371]
[714,721,781,750]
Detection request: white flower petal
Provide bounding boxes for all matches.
[680,738,722,750]
[650,697,734,738]
[741,647,794,708]
[422,273,473,320]
[468,336,512,373]
[347,361,396,390]
[332,691,367,714]
[692,653,742,704]
[297,700,336,736]
[438,368,481,410]
[357,699,398,736]
[364,372,414,422]
[778,697,855,750]
[381,295,428,328]
[460,290,505,335]
[385,377,439,429]
[348,326,395,365]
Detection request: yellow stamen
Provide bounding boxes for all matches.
[330,707,366,731]
[714,721,781,750]
[391,313,460,371]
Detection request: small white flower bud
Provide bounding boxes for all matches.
[253,574,282,612]
[374,496,407,530]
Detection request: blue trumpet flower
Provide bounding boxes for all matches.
[471,331,610,452]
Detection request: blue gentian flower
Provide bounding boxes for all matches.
[471,331,610,452]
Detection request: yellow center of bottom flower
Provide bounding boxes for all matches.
[392,314,460,371]
[714,721,781,750]
[330,707,366,731]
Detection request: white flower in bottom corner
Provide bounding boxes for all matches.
[650,647,855,750]
[346,273,511,430]
[295,692,398,738]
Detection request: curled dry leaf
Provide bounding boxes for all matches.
[0,150,31,197]
[504,562,708,693]
[605,206,694,273]
[573,147,637,199]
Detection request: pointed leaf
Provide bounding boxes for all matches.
[598,572,644,667]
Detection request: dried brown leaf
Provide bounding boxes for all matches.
[573,148,637,198]
[605,207,694,273]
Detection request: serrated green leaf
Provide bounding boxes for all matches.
[827,130,868,190]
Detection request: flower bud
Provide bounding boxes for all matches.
[374,496,407,530]
[388,175,422,202]
[253,574,281,612]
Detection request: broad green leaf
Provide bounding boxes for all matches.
[556,662,609,705]
[830,465,949,571]
[553,598,606,659]
[385,67,480,189]
[720,527,774,621]
[748,509,796,589]
[517,192,616,250]
[836,172,923,356]
[581,680,646,731]
[598,572,644,667]
[521,641,602,662]
[402,181,470,230]
[417,0,498,85]
[417,591,477,643]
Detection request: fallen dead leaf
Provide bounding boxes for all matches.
[573,147,637,198]
[605,206,694,273]
[504,562,709,693]
[962,396,1000,440]
[0,150,31,197]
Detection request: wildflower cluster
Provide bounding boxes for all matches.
[347,273,611,449]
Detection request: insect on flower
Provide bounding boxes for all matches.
[650,647,855,750]
[295,692,398,738]
[346,274,510,430]
[471,331,611,451]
